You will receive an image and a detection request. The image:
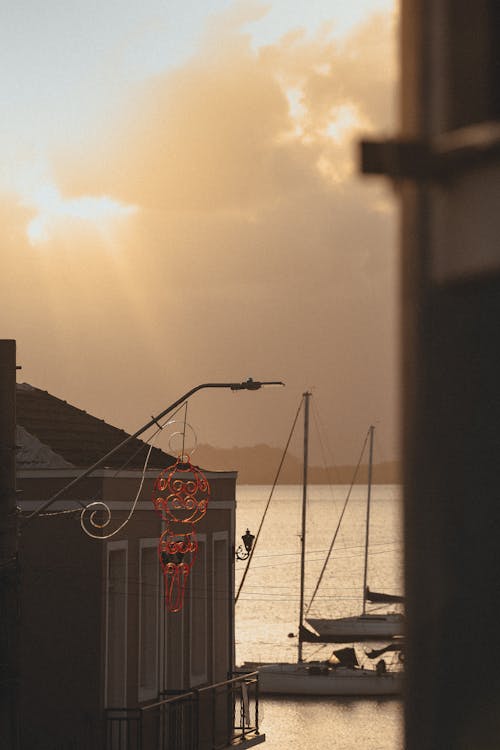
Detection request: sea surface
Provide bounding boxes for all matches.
[234,484,404,750]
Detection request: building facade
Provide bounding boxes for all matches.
[16,384,262,750]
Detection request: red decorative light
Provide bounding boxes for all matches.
[158,527,198,612]
[153,455,210,611]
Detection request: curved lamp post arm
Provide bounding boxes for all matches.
[22,378,284,524]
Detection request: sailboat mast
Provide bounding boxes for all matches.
[362,425,375,615]
[298,391,311,663]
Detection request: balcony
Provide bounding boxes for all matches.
[106,672,265,750]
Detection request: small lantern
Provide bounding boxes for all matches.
[236,528,255,560]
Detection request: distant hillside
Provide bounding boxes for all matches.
[195,444,401,484]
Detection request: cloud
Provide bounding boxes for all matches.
[4,7,400,460]
[54,9,396,210]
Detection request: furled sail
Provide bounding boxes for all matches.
[365,642,404,660]
[365,586,404,604]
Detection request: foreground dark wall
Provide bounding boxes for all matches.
[404,274,500,747]
[19,510,103,749]
[399,2,500,747]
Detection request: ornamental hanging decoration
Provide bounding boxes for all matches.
[152,454,210,612]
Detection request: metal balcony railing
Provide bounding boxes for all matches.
[105,671,262,750]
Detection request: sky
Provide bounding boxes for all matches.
[1,0,399,465]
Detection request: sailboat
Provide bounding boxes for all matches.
[305,424,405,643]
[255,392,403,696]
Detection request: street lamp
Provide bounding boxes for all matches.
[235,528,255,560]
[24,378,284,522]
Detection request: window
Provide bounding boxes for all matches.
[212,533,230,683]
[106,542,127,708]
[190,535,207,685]
[139,540,160,702]
[163,601,183,691]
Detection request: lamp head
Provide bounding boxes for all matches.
[235,528,255,560]
[231,378,285,391]
[242,528,255,553]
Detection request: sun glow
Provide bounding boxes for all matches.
[24,180,137,245]
[324,104,359,141]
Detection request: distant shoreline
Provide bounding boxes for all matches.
[235,481,402,487]
[195,444,401,485]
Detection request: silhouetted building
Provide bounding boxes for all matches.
[16,384,263,749]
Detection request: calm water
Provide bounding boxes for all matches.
[235,484,404,750]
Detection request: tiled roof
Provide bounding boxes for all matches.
[16,383,175,470]
[16,425,74,469]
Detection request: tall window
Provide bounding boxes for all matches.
[106,542,127,708]
[164,603,183,691]
[139,540,159,702]
[212,534,229,683]
[190,536,207,685]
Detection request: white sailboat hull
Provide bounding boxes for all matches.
[256,662,403,696]
[306,613,404,641]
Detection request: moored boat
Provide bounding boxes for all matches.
[239,643,403,696]
[256,661,403,696]
[305,424,404,642]
[305,613,404,643]
[239,393,403,696]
